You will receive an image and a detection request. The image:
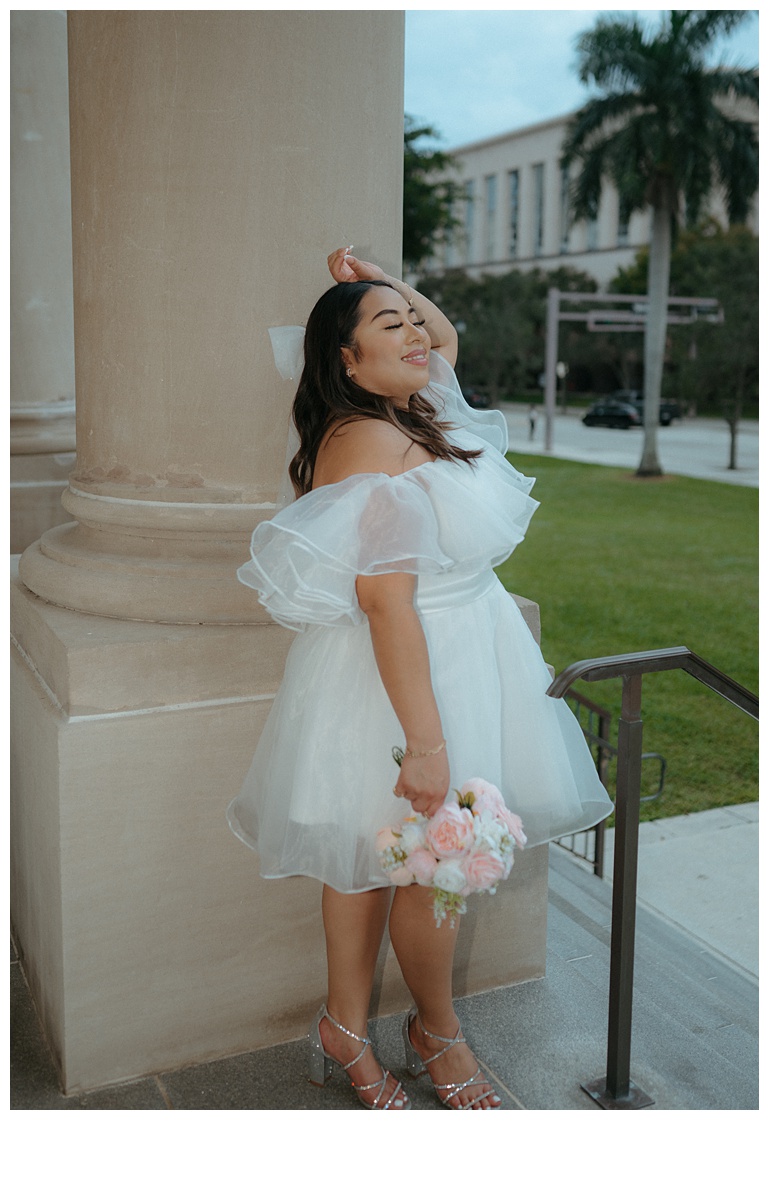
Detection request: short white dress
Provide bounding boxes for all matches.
[228,352,613,892]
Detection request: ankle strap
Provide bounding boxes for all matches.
[322,1005,371,1071]
[323,1006,370,1045]
[417,1011,464,1047]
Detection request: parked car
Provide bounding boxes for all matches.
[629,400,682,426]
[582,399,642,429]
[461,385,492,410]
[613,390,682,426]
[612,389,644,405]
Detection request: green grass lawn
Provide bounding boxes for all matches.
[495,455,758,820]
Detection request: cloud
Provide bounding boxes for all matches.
[405,8,759,148]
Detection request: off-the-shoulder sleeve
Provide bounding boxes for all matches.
[237,472,454,630]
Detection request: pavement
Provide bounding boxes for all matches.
[11,803,758,1110]
[501,405,759,487]
[556,801,759,980]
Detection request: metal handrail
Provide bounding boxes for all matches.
[550,645,758,718]
[548,645,758,1110]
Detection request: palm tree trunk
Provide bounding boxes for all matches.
[637,202,672,476]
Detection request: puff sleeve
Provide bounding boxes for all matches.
[237,471,455,631]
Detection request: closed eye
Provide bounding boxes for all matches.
[385,319,427,330]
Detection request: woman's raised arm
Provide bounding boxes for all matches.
[327,247,458,367]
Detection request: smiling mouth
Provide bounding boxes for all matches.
[402,352,428,364]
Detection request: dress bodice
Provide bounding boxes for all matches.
[236,440,538,631]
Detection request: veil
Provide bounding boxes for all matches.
[267,325,509,510]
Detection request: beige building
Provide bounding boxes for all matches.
[10,11,549,1095]
[435,104,758,287]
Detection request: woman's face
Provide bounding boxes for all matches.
[341,287,431,405]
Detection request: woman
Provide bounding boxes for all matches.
[228,248,613,1110]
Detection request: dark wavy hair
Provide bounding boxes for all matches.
[288,280,481,496]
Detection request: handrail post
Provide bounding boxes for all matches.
[581,674,654,1109]
[550,645,756,1109]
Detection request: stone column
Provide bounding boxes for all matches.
[11,11,548,1093]
[10,11,76,553]
[19,9,409,623]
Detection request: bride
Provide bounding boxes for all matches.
[228,247,612,1110]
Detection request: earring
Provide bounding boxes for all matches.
[346,367,354,378]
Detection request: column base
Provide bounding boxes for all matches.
[10,450,75,554]
[18,483,279,624]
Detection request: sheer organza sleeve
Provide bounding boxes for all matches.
[237,472,454,630]
[424,350,509,453]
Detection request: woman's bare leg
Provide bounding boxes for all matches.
[319,884,407,1105]
[388,884,501,1109]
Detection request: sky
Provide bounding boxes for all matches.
[404,5,760,149]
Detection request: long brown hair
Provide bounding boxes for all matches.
[289,280,481,496]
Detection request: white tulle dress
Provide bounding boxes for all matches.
[227,351,613,892]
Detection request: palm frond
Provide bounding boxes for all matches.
[575,16,650,91]
[562,93,644,162]
[562,8,758,230]
[677,10,754,58]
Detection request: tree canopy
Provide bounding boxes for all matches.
[417,266,597,402]
[614,220,757,469]
[403,116,466,272]
[561,9,758,475]
[562,10,758,228]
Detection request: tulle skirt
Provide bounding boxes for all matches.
[227,571,613,892]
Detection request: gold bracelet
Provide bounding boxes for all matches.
[404,739,446,759]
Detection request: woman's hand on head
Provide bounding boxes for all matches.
[395,749,450,819]
[327,247,386,285]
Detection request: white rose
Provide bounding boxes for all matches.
[433,859,467,894]
[473,811,504,851]
[399,818,428,854]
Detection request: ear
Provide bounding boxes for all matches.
[340,346,356,376]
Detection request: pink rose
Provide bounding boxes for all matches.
[462,849,507,894]
[498,808,527,848]
[388,864,415,887]
[375,827,399,853]
[459,778,506,818]
[426,802,475,859]
[405,847,439,886]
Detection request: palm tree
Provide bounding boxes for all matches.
[562,10,758,475]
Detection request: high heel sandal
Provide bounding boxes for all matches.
[402,1007,501,1110]
[308,1005,411,1110]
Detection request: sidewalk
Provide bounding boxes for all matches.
[501,405,759,488]
[601,802,758,979]
[11,805,758,1110]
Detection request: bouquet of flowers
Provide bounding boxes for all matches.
[377,774,527,928]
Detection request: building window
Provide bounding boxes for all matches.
[508,169,520,258]
[532,163,545,256]
[464,179,476,262]
[559,164,571,253]
[617,198,630,247]
[484,174,498,261]
[442,196,462,268]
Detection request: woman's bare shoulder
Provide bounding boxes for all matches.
[313,419,432,487]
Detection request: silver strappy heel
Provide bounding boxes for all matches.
[308,1004,411,1110]
[403,1007,501,1109]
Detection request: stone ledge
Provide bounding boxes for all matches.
[11,558,295,716]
